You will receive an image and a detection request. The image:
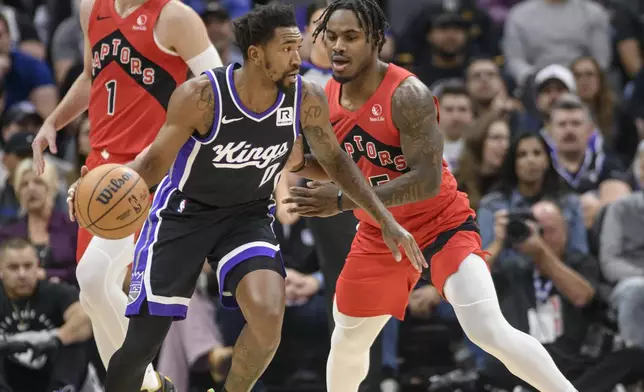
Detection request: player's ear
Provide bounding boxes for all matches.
[248,45,263,66]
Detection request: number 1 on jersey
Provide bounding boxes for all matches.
[106,80,117,116]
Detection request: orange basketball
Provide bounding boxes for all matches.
[74,164,150,240]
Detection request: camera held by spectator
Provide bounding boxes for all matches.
[504,208,543,248]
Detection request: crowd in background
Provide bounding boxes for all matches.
[1,0,644,391]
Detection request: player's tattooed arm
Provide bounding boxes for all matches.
[340,77,443,210]
[128,76,214,187]
[298,80,394,225]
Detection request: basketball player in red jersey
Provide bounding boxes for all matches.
[284,1,578,391]
[31,0,222,390]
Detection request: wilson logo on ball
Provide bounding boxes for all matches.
[95,172,133,205]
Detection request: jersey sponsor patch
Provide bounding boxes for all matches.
[276,107,294,127]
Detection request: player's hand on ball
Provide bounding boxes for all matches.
[32,121,58,175]
[381,220,427,272]
[67,165,89,222]
[283,181,341,218]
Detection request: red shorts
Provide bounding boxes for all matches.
[336,216,488,320]
[76,149,139,262]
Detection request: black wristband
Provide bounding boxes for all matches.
[337,189,343,212]
[290,156,307,173]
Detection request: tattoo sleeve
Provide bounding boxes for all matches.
[128,77,213,187]
[341,77,443,210]
[299,80,393,225]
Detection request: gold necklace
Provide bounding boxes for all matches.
[10,301,31,332]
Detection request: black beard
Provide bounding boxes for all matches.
[275,77,296,94]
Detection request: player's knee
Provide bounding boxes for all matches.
[456,302,511,350]
[245,293,285,350]
[76,255,108,294]
[250,299,284,351]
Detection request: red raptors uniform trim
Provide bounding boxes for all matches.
[87,0,188,157]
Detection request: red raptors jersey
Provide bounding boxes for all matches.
[88,0,188,156]
[326,64,473,241]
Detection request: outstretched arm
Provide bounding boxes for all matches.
[128,76,214,187]
[339,77,442,210]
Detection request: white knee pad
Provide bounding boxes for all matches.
[76,235,134,298]
[330,300,390,352]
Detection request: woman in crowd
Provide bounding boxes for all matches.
[571,55,639,164]
[455,115,511,211]
[477,132,588,263]
[0,158,77,285]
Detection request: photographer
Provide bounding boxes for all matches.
[479,201,644,391]
[478,132,588,268]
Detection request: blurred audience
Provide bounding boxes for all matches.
[546,96,631,226]
[478,132,588,267]
[599,189,644,350]
[200,1,242,66]
[525,64,576,133]
[455,112,510,211]
[0,238,92,392]
[413,11,471,90]
[0,159,76,285]
[437,82,474,171]
[0,13,57,118]
[481,200,644,392]
[503,0,611,87]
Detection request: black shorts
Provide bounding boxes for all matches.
[125,178,285,320]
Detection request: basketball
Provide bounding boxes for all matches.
[74,164,151,240]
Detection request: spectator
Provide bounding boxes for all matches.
[0,13,57,118]
[599,189,644,350]
[299,0,333,86]
[525,64,576,133]
[477,132,588,267]
[1,102,43,140]
[413,11,470,90]
[547,96,631,225]
[50,0,82,85]
[466,56,510,116]
[0,238,92,392]
[0,131,34,225]
[481,200,644,391]
[476,0,522,28]
[455,113,510,211]
[0,2,44,60]
[394,0,500,67]
[503,0,611,88]
[0,159,77,286]
[595,0,643,83]
[437,82,474,172]
[201,1,242,66]
[571,55,639,166]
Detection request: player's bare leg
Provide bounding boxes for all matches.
[444,254,577,392]
[223,266,286,392]
[76,236,162,390]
